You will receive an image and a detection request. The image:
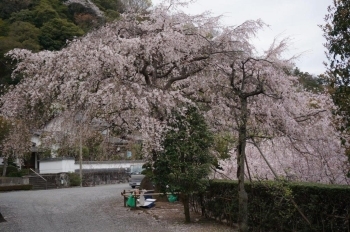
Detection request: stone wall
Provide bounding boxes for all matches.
[79,169,129,187]
[0,177,29,186]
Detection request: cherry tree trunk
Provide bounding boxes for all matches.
[237,97,248,232]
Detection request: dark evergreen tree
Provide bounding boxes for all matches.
[153,106,213,223]
[322,0,350,175]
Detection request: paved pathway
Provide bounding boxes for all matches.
[0,184,176,232]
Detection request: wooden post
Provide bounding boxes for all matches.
[133,191,137,209]
[122,190,126,207]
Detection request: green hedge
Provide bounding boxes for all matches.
[193,180,350,232]
[68,172,81,186]
[0,167,30,177]
[0,184,32,191]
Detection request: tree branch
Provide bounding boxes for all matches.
[163,67,204,90]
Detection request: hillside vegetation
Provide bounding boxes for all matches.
[0,0,128,92]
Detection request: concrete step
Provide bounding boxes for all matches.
[28,176,57,190]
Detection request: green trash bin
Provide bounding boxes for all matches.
[168,194,178,203]
[126,194,136,207]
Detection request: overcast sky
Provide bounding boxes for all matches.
[152,0,332,76]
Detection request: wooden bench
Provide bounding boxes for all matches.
[121,189,179,208]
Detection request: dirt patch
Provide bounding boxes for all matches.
[131,200,237,232]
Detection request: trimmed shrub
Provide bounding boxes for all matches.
[68,172,81,186]
[193,180,350,232]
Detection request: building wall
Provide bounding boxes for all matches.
[40,159,68,174]
[39,158,144,174]
[76,161,143,171]
[62,159,76,172]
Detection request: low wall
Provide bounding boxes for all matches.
[40,157,144,174]
[0,177,29,186]
[79,169,130,187]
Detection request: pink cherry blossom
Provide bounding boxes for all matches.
[0,1,347,186]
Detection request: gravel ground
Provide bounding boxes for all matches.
[139,200,237,232]
[0,184,235,232]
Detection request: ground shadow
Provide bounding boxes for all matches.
[0,212,6,223]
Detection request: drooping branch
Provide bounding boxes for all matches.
[250,137,312,227]
[294,110,327,122]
